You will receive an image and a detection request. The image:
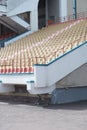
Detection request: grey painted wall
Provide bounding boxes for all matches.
[77,0,87,13]
[67,0,73,15]
[67,0,87,16]
[52,87,87,104]
[48,0,59,20]
[7,0,25,11]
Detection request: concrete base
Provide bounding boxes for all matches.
[27,81,55,94]
[51,86,87,104]
[0,84,15,93]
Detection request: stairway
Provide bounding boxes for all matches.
[0,16,28,34]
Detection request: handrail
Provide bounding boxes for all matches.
[47,11,87,25]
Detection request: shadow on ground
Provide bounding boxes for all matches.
[43,100,87,111]
[0,98,87,111]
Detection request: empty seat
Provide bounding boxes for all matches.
[0,19,87,74]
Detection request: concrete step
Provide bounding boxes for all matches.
[0,92,51,105]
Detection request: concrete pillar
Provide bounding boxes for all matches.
[0,83,15,93]
[27,81,35,94]
[27,81,55,94]
[30,9,38,32]
[59,0,68,22]
[45,0,48,26]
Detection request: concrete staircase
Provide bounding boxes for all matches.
[0,16,28,34]
[0,41,87,95]
[0,0,30,34]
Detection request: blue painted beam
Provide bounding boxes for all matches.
[73,0,77,19]
[52,87,87,104]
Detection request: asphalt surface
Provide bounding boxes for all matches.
[0,101,87,130]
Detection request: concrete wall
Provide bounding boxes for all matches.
[52,87,87,104]
[34,41,87,89]
[77,0,87,13]
[7,0,25,12]
[0,84,15,93]
[0,74,34,85]
[47,42,87,87]
[67,0,87,16]
[7,0,39,16]
[7,0,39,32]
[56,63,87,88]
[67,0,73,15]
[0,5,7,15]
[7,0,87,17]
[48,0,59,20]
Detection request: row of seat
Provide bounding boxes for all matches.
[0,19,87,73]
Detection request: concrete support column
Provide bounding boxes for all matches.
[0,83,15,93]
[27,81,55,94]
[59,0,68,22]
[27,81,35,94]
[30,9,38,32]
[45,0,48,26]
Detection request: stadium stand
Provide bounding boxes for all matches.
[0,32,16,48]
[1,1,87,103]
[0,18,87,74]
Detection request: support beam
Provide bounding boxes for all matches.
[30,10,38,32]
[59,0,68,22]
[52,87,87,104]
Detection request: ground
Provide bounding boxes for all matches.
[0,101,87,130]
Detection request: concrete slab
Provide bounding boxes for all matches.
[0,101,87,130]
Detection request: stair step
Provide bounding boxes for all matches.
[0,93,51,105]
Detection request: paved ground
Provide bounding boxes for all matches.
[0,101,87,130]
